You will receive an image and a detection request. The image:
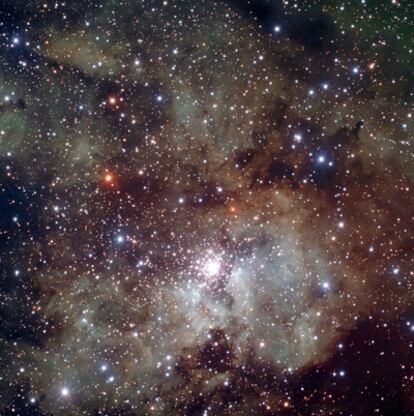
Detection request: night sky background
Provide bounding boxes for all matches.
[0,0,413,415]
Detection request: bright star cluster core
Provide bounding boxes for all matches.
[0,0,413,415]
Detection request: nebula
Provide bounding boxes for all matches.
[0,0,413,415]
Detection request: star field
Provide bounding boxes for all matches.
[0,0,413,415]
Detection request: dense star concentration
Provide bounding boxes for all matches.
[0,0,413,414]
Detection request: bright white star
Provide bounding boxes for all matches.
[204,258,221,276]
